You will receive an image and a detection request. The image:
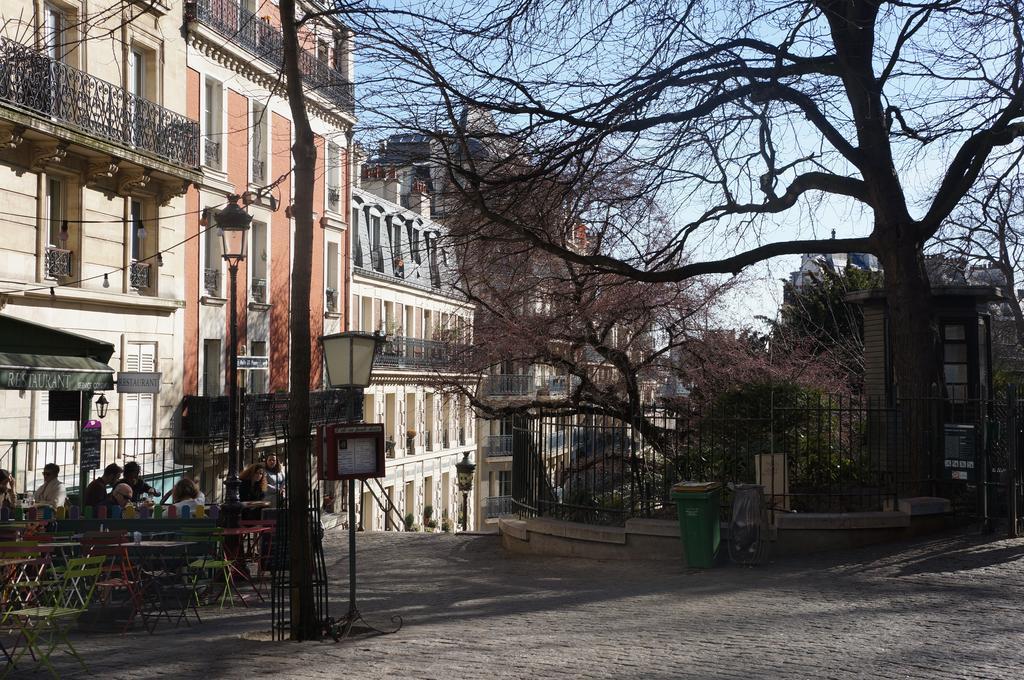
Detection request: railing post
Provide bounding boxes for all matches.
[1008,385,1018,538]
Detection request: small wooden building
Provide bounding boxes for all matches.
[847,286,998,403]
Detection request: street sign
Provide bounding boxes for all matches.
[236,356,269,370]
[116,371,161,394]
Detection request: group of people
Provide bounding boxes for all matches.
[0,453,286,514]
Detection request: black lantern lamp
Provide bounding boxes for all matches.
[215,194,252,526]
[95,394,109,419]
[456,451,476,532]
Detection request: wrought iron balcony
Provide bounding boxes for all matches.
[376,336,461,370]
[545,375,580,396]
[44,247,72,279]
[251,277,267,303]
[188,0,355,114]
[325,287,338,312]
[252,158,266,182]
[406,434,416,452]
[0,36,199,168]
[203,267,221,296]
[371,248,384,273]
[484,495,514,518]
[129,261,151,289]
[203,137,221,169]
[485,434,513,459]
[328,186,340,210]
[482,374,536,397]
[424,430,432,451]
[181,388,364,440]
[459,427,466,446]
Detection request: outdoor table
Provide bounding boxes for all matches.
[37,541,81,564]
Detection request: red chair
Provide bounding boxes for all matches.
[81,535,143,632]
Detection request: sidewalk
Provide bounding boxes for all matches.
[11,528,1024,679]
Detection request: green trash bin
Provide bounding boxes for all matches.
[670,482,722,568]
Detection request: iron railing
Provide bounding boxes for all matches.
[130,261,150,289]
[370,248,384,272]
[406,434,416,452]
[0,36,200,168]
[325,287,337,312]
[251,277,267,303]
[511,395,1008,526]
[486,434,514,458]
[484,495,514,518]
[482,374,536,397]
[188,0,355,114]
[44,247,72,279]
[252,157,265,182]
[203,137,221,169]
[328,187,340,211]
[203,267,221,296]
[459,427,466,446]
[182,388,363,440]
[546,375,580,396]
[424,430,432,451]
[377,336,461,370]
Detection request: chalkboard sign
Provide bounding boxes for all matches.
[80,421,102,471]
[943,423,976,482]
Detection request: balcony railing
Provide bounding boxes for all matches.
[129,261,151,290]
[203,137,221,169]
[544,375,580,396]
[459,427,466,446]
[482,374,536,397]
[203,267,221,296]
[325,287,338,312]
[424,430,432,451]
[484,495,514,519]
[485,434,513,459]
[406,434,416,452]
[44,247,72,279]
[251,277,267,303]
[377,337,461,370]
[0,36,199,168]
[328,186,340,211]
[188,0,355,114]
[252,158,265,182]
[181,388,364,440]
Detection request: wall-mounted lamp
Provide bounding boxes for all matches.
[95,394,109,419]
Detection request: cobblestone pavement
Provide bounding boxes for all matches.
[11,528,1024,679]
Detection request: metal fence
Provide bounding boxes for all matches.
[512,393,1010,526]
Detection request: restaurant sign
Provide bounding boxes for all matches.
[0,355,114,391]
[116,372,161,394]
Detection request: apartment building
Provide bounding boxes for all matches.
[0,1,200,492]
[349,183,475,531]
[179,0,359,491]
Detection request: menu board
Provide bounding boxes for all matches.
[319,423,385,480]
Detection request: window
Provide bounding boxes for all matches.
[44,177,71,280]
[43,5,67,63]
[371,214,383,272]
[129,200,152,290]
[203,339,222,397]
[250,340,267,395]
[250,220,268,303]
[123,343,155,457]
[203,211,222,297]
[351,208,363,267]
[326,242,339,312]
[251,101,268,182]
[203,78,223,169]
[327,143,340,211]
[942,323,968,402]
[498,471,512,498]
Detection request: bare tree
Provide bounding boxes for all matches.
[355,0,1024,398]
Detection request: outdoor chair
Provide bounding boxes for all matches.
[179,528,245,609]
[81,539,143,632]
[1,555,105,679]
[137,567,202,634]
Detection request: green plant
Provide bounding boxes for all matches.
[423,505,434,522]
[441,518,452,532]
[426,519,438,529]
[403,512,415,531]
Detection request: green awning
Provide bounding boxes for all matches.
[0,352,114,391]
[0,315,115,391]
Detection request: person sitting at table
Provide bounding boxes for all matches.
[264,454,286,507]
[32,463,67,508]
[102,482,134,512]
[238,463,267,503]
[84,463,122,509]
[0,469,17,510]
[169,477,206,513]
[117,461,159,502]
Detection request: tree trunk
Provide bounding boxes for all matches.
[280,0,318,641]
[876,230,942,495]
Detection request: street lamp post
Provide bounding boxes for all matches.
[456,451,476,532]
[320,331,399,639]
[216,195,252,529]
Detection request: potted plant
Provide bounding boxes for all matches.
[403,512,415,531]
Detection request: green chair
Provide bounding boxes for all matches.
[180,528,242,609]
[2,555,105,678]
